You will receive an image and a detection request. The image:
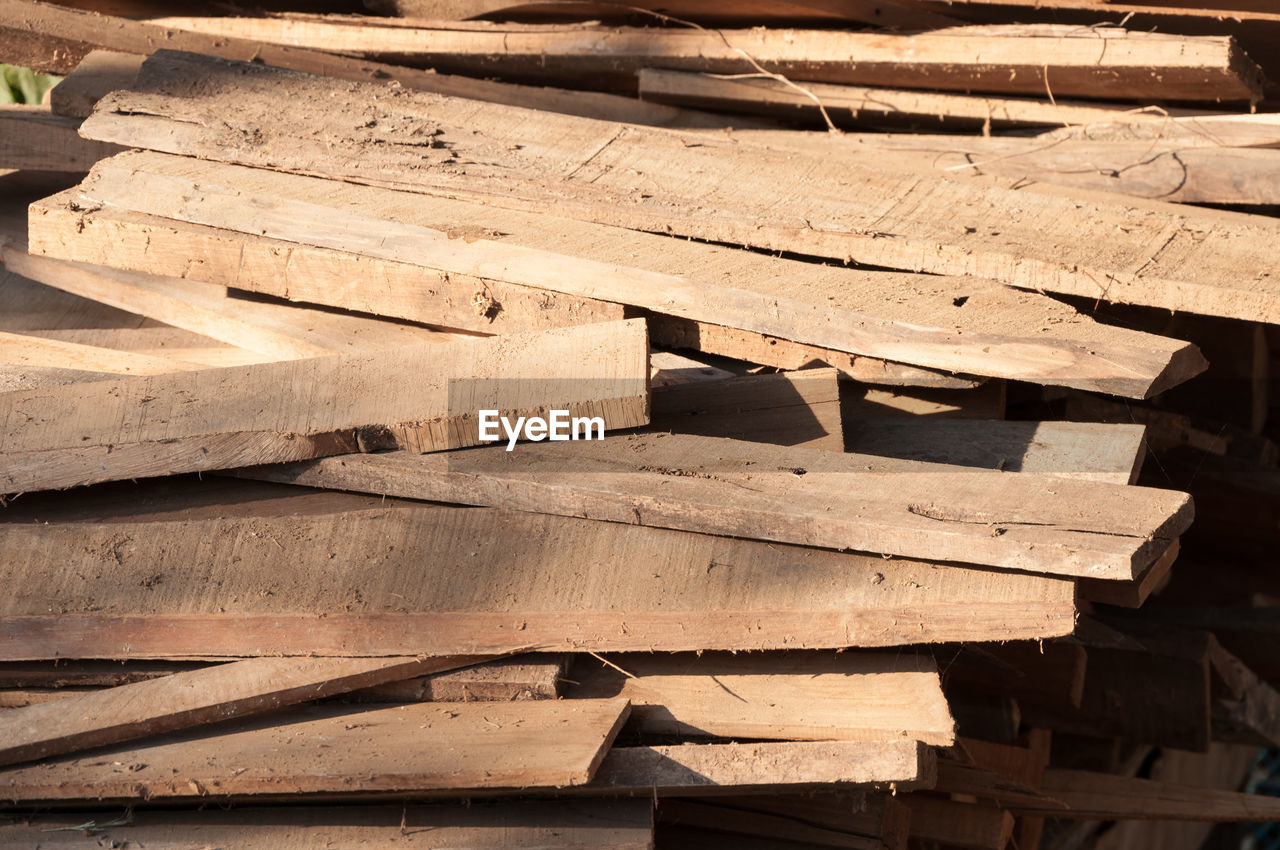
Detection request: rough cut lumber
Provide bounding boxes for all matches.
[0,699,630,802]
[650,368,843,450]
[1209,639,1280,748]
[246,431,1192,580]
[843,380,1006,421]
[141,17,1265,102]
[0,317,649,494]
[28,192,631,337]
[1041,112,1280,148]
[569,652,954,744]
[0,105,124,172]
[590,740,932,795]
[0,655,487,768]
[1079,537,1180,608]
[843,419,1146,483]
[79,54,1280,327]
[49,49,142,118]
[0,0,739,128]
[0,479,1078,658]
[28,194,967,388]
[1014,767,1280,820]
[73,147,1207,397]
[0,801,655,849]
[638,68,1209,131]
[356,655,566,703]
[648,315,978,389]
[0,328,205,374]
[22,326,275,368]
[3,247,465,360]
[751,128,1280,206]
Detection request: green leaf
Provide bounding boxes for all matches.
[0,64,62,104]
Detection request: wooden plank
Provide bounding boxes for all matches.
[843,380,1007,421]
[0,0,741,128]
[568,651,954,745]
[71,146,1207,398]
[638,68,1211,131]
[590,740,932,795]
[49,49,143,118]
[1079,536,1180,608]
[649,315,980,389]
[748,128,1280,206]
[77,51,1280,326]
[244,432,1193,580]
[3,247,467,359]
[0,105,124,172]
[28,190,630,337]
[28,196,971,389]
[651,368,843,450]
[1014,767,1280,820]
[0,801,654,849]
[1041,113,1280,148]
[0,328,206,374]
[0,699,631,802]
[904,796,1013,850]
[0,655,489,768]
[0,317,649,494]
[24,327,275,368]
[844,419,1146,483]
[941,642,1088,712]
[140,17,1264,101]
[1208,638,1280,748]
[0,479,1078,658]
[356,655,566,703]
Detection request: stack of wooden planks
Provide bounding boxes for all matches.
[2,0,1280,847]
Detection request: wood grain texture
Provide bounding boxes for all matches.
[139,17,1265,101]
[28,190,630,336]
[591,740,931,795]
[244,432,1193,579]
[569,651,954,744]
[0,655,487,768]
[0,699,631,802]
[77,51,1280,325]
[0,801,654,849]
[650,368,842,450]
[71,144,1206,396]
[1,317,649,494]
[3,247,468,359]
[638,68,1213,131]
[0,480,1077,658]
[0,0,736,127]
[844,419,1146,483]
[0,328,206,374]
[0,104,123,172]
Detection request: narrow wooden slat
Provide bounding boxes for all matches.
[4,247,466,359]
[0,655,489,768]
[49,49,143,118]
[0,699,631,802]
[638,68,1211,131]
[1,317,649,494]
[568,652,954,745]
[590,740,932,795]
[905,796,1014,850]
[0,328,205,374]
[140,17,1265,101]
[244,432,1192,580]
